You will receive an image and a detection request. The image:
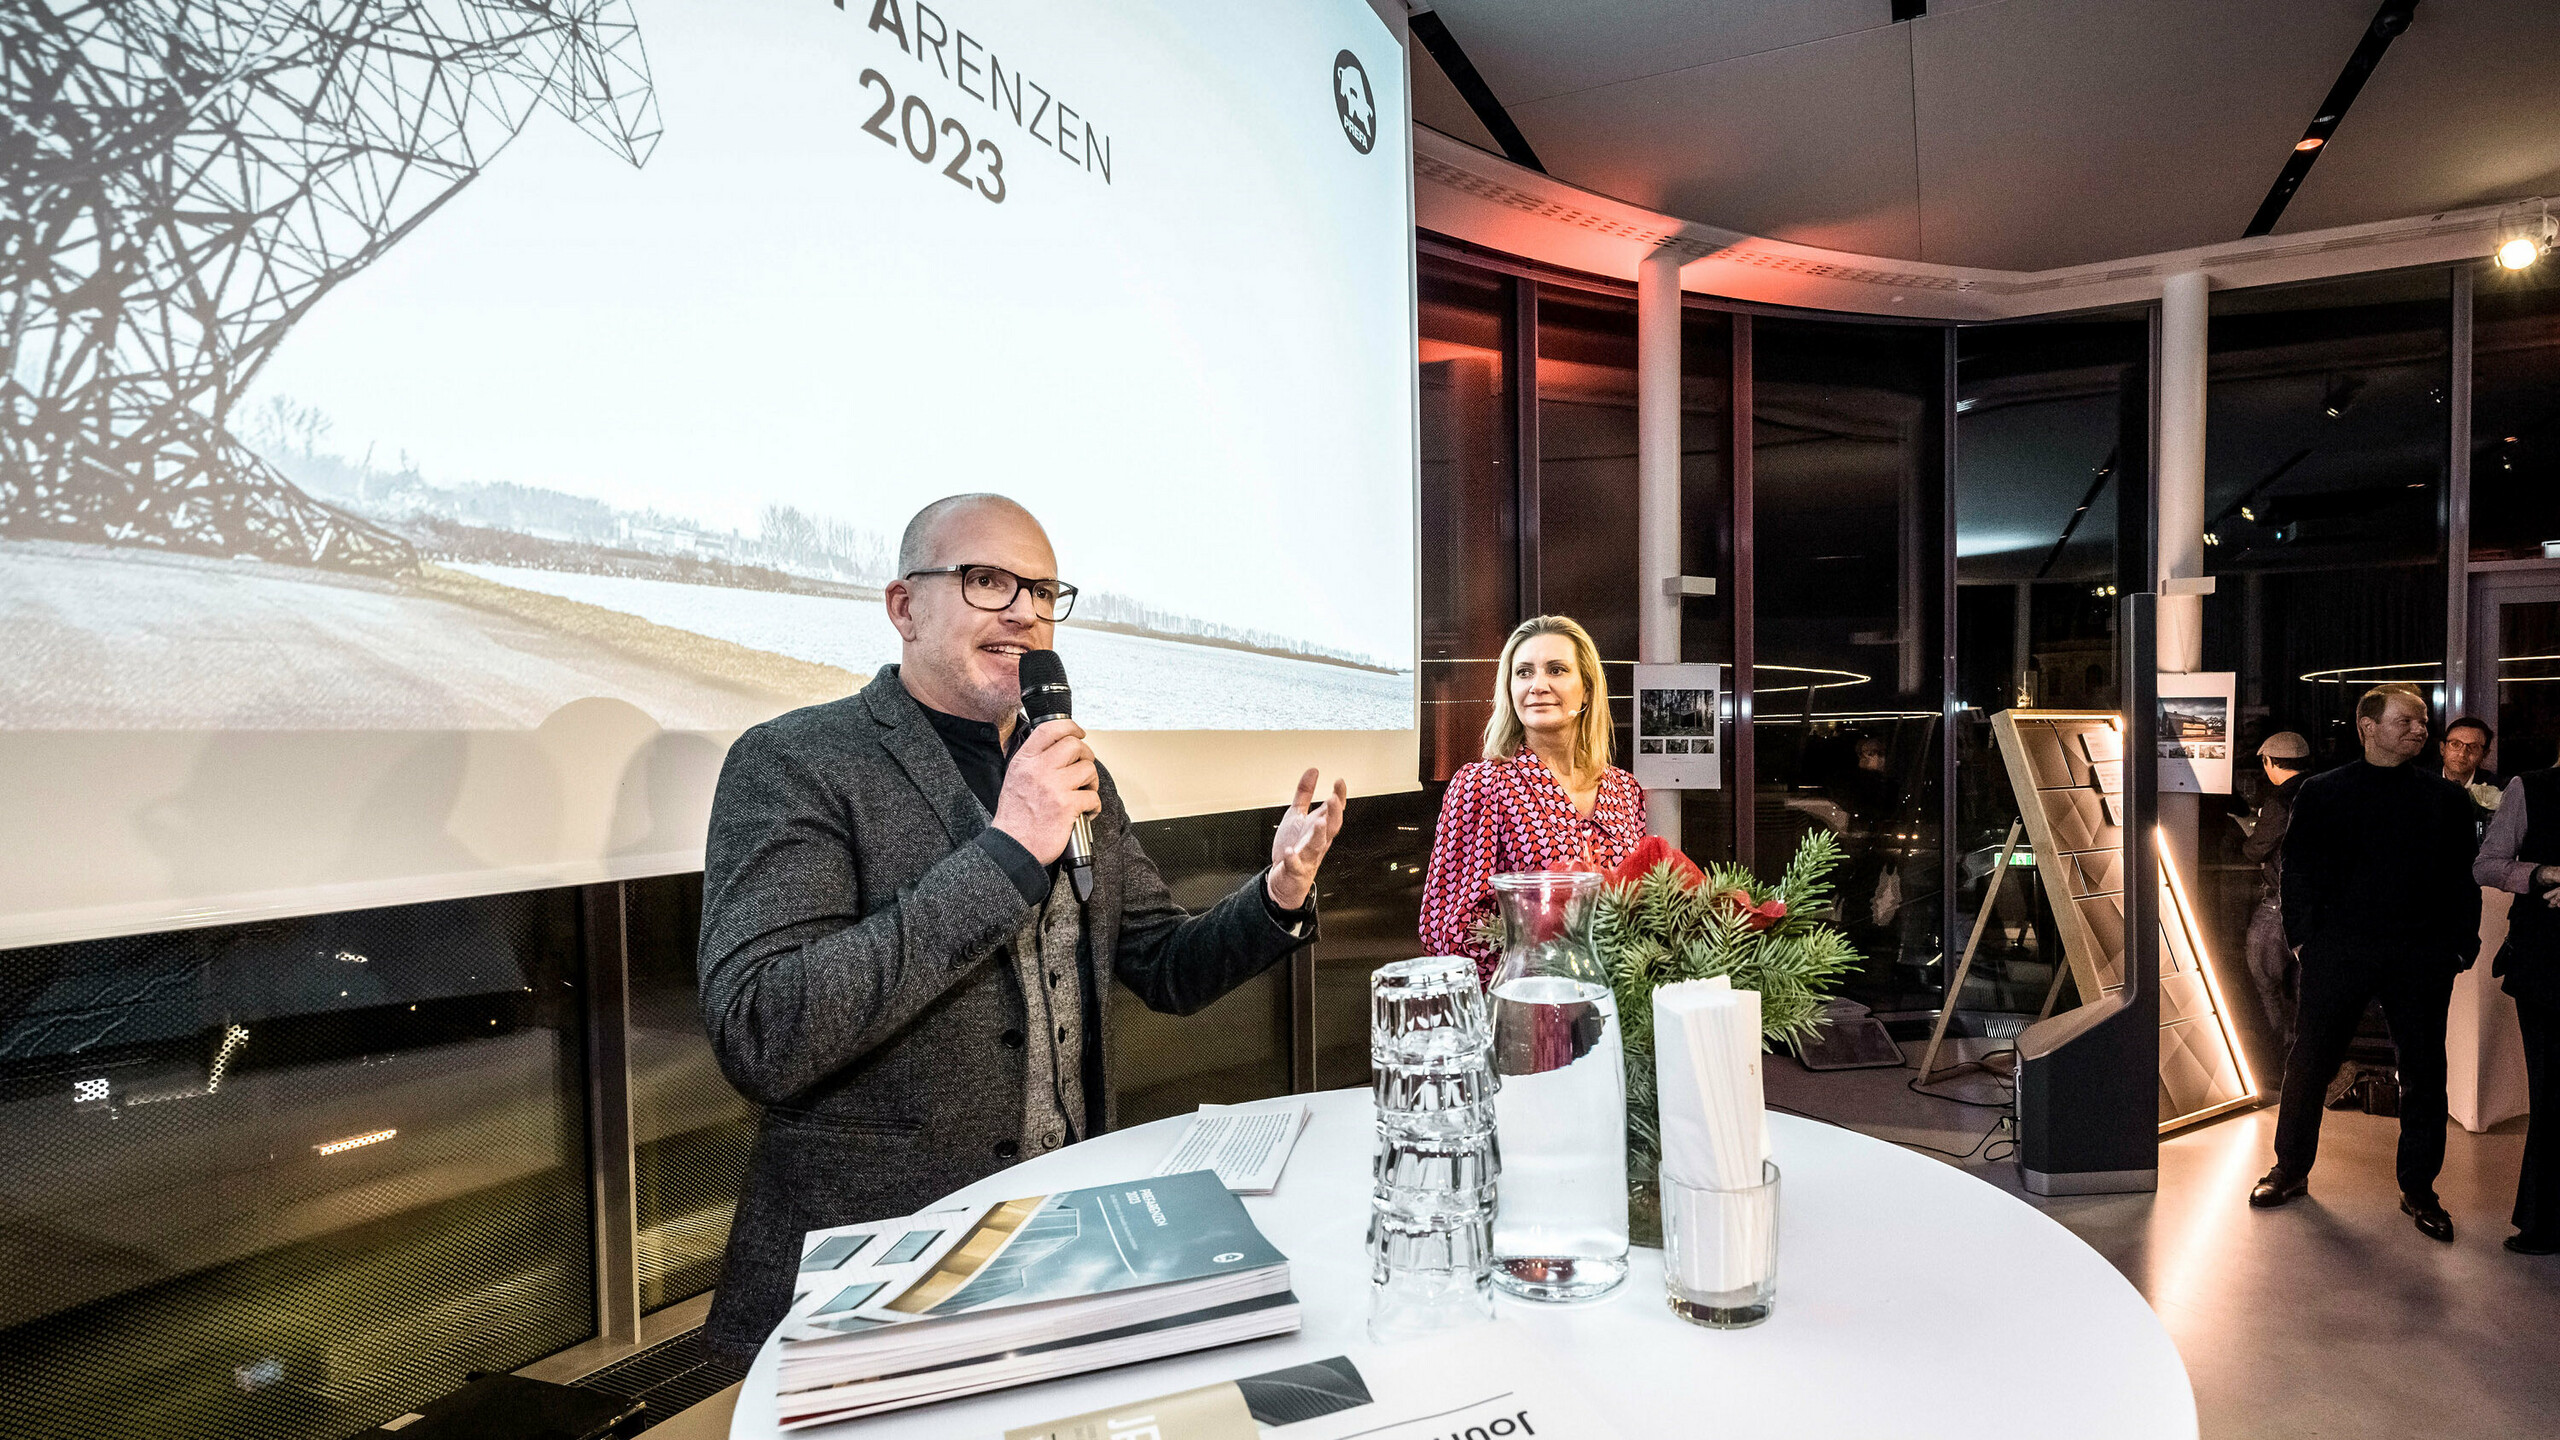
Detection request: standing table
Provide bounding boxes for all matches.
[732,1087,2195,1439]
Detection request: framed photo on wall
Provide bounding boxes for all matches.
[1633,664,1721,789]
[2156,671,2237,794]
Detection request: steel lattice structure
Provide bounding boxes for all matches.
[2,0,660,572]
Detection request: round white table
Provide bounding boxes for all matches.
[733,1088,2195,1438]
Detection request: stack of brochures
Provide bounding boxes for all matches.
[774,1169,1298,1428]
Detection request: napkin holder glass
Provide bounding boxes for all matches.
[1660,1160,1779,1329]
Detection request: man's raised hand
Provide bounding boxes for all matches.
[1266,768,1348,911]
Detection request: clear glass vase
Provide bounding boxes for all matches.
[1486,871,1629,1301]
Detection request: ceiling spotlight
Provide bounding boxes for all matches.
[2495,198,2555,270]
[2294,137,2325,152]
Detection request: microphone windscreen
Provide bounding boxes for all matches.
[1018,649,1073,723]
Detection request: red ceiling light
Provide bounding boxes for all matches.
[2294,137,2326,152]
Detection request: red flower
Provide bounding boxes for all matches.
[1719,888,1788,931]
[1608,836,1705,890]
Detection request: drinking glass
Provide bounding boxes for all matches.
[1661,1161,1780,1328]
[1367,956,1497,1342]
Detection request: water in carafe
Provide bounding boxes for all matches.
[1487,871,1628,1301]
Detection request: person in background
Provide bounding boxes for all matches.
[2241,731,2312,1059]
[2429,715,2502,840]
[1419,614,1648,989]
[2251,683,2479,1242]
[2471,765,2560,1254]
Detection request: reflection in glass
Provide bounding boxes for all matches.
[2471,261,2560,562]
[1418,254,1520,782]
[626,873,756,1313]
[1117,809,1296,1122]
[2200,272,2451,1075]
[1306,788,1441,1092]
[1752,318,1946,1013]
[2495,602,2560,776]
[0,894,592,1439]
[1530,287,1735,859]
[2204,272,2449,763]
[1953,315,2145,1017]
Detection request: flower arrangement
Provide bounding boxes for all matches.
[1594,832,1858,1190]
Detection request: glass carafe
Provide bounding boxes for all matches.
[1486,870,1628,1301]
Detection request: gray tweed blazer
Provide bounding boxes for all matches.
[694,667,1309,1359]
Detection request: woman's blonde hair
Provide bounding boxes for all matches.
[1482,614,1611,777]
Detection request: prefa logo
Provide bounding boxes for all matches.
[1333,49,1375,154]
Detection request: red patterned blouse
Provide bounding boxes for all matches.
[1418,749,1650,987]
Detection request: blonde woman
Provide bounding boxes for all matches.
[1419,615,1649,987]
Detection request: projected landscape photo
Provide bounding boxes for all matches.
[1,0,1415,737]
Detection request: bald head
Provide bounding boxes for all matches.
[886,494,1059,729]
[898,493,1042,577]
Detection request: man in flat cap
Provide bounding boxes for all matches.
[2241,731,2312,1060]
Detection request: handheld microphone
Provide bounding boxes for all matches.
[1017,649,1095,902]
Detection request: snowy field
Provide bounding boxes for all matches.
[446,564,1412,731]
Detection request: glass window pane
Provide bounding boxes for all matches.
[2205,272,2449,762]
[1954,314,2145,1016]
[1535,286,1641,671]
[0,894,593,1439]
[1679,307,1736,862]
[1117,811,1295,1122]
[2495,600,2560,775]
[1418,255,1520,782]
[626,874,755,1314]
[2203,271,2451,1077]
[2473,260,2560,561]
[1752,318,1947,1012]
[1530,290,1735,858]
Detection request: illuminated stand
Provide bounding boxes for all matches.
[1924,710,2257,1135]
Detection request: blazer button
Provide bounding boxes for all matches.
[1000,1029,1025,1048]
[994,1139,1019,1159]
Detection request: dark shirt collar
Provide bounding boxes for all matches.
[917,699,1008,750]
[912,697,1025,816]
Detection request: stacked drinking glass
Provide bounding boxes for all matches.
[1365,955,1499,1342]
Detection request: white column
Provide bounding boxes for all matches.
[2157,270,2209,674]
[1637,245,1683,845]
[2157,271,2210,904]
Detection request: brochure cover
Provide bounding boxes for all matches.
[786,1169,1287,1339]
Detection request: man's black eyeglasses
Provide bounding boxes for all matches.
[904,564,1078,622]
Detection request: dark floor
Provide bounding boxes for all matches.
[1769,1045,2560,1440]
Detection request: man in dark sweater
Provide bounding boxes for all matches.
[2252,684,2480,1241]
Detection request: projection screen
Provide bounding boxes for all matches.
[0,0,1418,946]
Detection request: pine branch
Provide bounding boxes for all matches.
[1602,829,1863,1176]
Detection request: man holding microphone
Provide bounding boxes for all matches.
[693,493,1347,1363]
